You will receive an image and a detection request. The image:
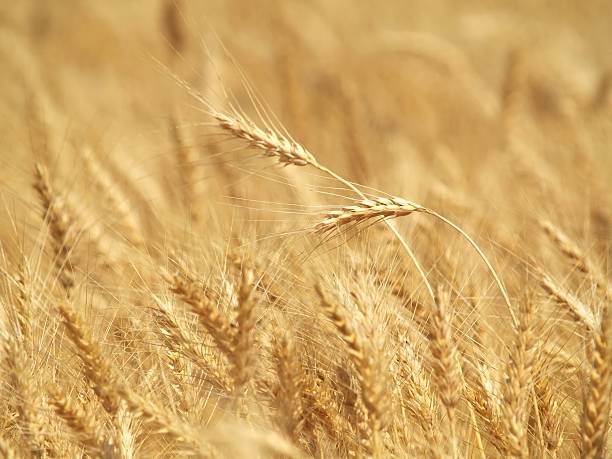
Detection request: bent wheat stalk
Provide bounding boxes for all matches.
[210,102,437,300]
[316,194,516,324]
[178,74,513,320]
[166,71,437,301]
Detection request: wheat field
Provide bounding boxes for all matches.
[0,1,611,458]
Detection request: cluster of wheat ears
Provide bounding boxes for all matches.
[1,1,611,458]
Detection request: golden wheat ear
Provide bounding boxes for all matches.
[580,306,612,459]
[315,284,388,457]
[502,298,536,458]
[33,162,76,297]
[47,384,107,458]
[315,196,425,232]
[273,332,306,446]
[3,337,55,457]
[162,266,235,356]
[426,286,462,457]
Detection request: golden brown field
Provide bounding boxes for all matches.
[1,1,611,457]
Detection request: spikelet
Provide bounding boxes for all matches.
[540,272,597,331]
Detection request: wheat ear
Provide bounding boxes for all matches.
[541,220,610,298]
[273,332,305,445]
[502,299,535,458]
[162,268,235,356]
[231,268,257,395]
[427,286,462,458]
[10,263,31,340]
[316,284,387,457]
[47,384,107,458]
[33,162,76,297]
[3,337,51,457]
[212,111,319,167]
[540,272,597,331]
[81,147,144,247]
[57,301,121,415]
[316,196,425,231]
[152,299,233,392]
[580,306,612,459]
